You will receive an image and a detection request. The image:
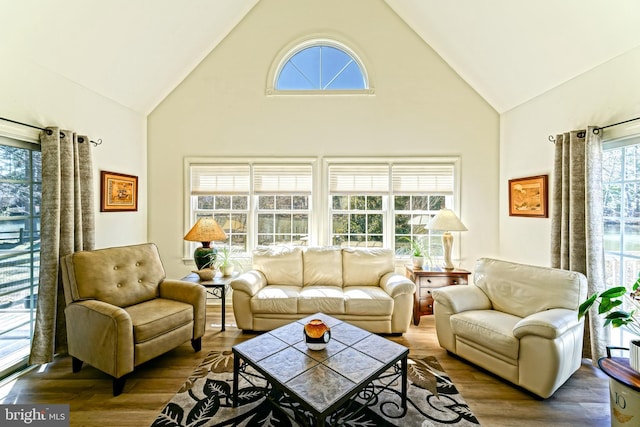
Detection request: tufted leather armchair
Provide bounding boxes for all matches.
[60,243,206,396]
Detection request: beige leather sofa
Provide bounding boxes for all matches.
[60,243,206,395]
[230,246,416,334]
[432,257,587,398]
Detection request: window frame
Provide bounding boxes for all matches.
[267,38,375,96]
[323,157,461,257]
[184,157,318,260]
[0,126,41,381]
[184,156,461,263]
[602,132,640,347]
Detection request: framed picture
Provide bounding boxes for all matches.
[100,171,138,212]
[508,175,548,218]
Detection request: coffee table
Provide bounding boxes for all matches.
[232,313,408,426]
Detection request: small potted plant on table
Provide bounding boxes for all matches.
[403,236,431,269]
[215,247,243,277]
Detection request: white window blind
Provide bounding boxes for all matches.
[391,164,454,194]
[328,164,389,194]
[253,164,313,194]
[190,165,250,195]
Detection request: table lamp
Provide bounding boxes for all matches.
[183,218,227,270]
[427,209,467,270]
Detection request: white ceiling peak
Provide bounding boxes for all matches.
[2,0,639,115]
[384,0,640,112]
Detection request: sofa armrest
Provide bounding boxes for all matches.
[65,300,134,378]
[380,272,416,297]
[432,285,491,314]
[159,279,206,305]
[159,279,207,339]
[513,308,582,339]
[230,270,268,297]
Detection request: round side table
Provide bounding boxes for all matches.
[598,354,640,427]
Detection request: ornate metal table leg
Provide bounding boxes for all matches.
[220,285,226,331]
[401,355,407,409]
[233,353,239,407]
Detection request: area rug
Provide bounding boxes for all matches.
[151,350,480,427]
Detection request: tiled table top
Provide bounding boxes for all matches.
[232,313,408,416]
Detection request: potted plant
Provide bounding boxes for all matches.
[578,274,640,335]
[403,236,431,269]
[578,273,640,371]
[215,247,243,276]
[579,274,640,423]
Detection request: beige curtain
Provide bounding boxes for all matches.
[550,126,607,363]
[29,127,95,364]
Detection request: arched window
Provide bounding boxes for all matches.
[274,40,369,92]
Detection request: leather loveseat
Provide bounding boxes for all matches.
[432,257,588,398]
[230,246,416,334]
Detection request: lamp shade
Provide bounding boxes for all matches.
[427,209,467,232]
[184,218,227,271]
[184,218,227,243]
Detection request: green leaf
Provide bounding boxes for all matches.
[598,299,622,314]
[578,293,598,318]
[600,287,628,299]
[605,310,632,321]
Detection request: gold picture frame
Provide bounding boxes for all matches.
[508,175,548,218]
[100,171,138,212]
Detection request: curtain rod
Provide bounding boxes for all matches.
[593,116,640,134]
[548,116,640,143]
[0,116,102,147]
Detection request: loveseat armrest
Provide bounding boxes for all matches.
[159,279,207,339]
[380,272,416,297]
[432,285,491,314]
[230,270,268,297]
[513,308,582,339]
[65,299,134,378]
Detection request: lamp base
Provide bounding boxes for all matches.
[194,246,217,270]
[442,232,455,270]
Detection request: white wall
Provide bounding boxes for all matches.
[148,0,500,278]
[0,52,148,247]
[500,46,640,266]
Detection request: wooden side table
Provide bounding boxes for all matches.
[182,272,238,331]
[598,354,640,426]
[405,265,470,326]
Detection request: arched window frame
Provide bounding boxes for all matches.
[267,38,375,96]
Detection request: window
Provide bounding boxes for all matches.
[602,134,640,345]
[0,134,40,380]
[327,161,456,256]
[187,161,313,254]
[186,157,458,260]
[255,165,312,246]
[273,39,369,93]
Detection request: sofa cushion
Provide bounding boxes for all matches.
[303,247,343,287]
[125,298,193,343]
[65,243,166,307]
[344,286,394,315]
[298,286,345,314]
[253,247,303,286]
[451,310,521,360]
[474,258,587,318]
[251,285,301,314]
[342,248,394,286]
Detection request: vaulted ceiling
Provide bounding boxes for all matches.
[2,0,639,114]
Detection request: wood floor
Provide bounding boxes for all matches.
[0,306,611,427]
